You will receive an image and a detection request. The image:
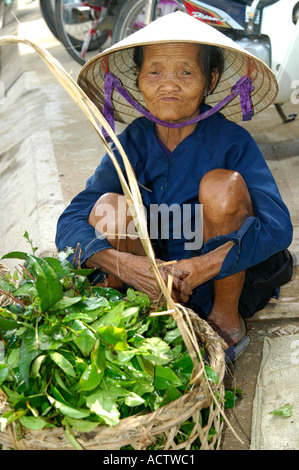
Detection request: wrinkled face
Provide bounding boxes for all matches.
[137,43,215,123]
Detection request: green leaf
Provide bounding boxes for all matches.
[105,348,137,365]
[124,391,145,407]
[0,307,17,321]
[13,281,37,299]
[126,288,150,312]
[1,384,22,404]
[91,286,124,302]
[96,302,125,327]
[224,390,238,409]
[85,388,120,427]
[205,365,219,385]
[123,365,154,396]
[43,257,72,279]
[18,330,40,387]
[72,268,96,276]
[63,312,97,323]
[63,420,84,450]
[35,328,62,351]
[26,255,63,312]
[97,325,128,351]
[0,278,16,294]
[160,385,182,407]
[0,364,9,385]
[49,383,71,407]
[72,321,97,357]
[72,297,110,315]
[79,362,104,391]
[269,403,293,418]
[135,337,171,365]
[1,251,28,261]
[91,340,106,371]
[53,369,75,397]
[0,409,28,431]
[163,328,182,344]
[50,352,77,378]
[31,355,46,378]
[173,353,194,374]
[49,296,83,311]
[120,306,140,328]
[19,415,51,431]
[154,365,182,390]
[47,395,90,419]
[0,317,18,331]
[63,416,99,433]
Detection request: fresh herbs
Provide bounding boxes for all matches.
[0,242,210,446]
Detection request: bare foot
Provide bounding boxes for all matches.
[207,314,246,347]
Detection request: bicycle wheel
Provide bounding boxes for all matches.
[54,0,113,65]
[112,0,185,43]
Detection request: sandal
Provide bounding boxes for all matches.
[206,316,250,363]
[224,334,250,363]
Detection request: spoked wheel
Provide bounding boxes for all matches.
[54,0,114,65]
[112,0,185,43]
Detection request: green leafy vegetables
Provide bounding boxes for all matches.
[0,243,211,443]
[0,235,240,449]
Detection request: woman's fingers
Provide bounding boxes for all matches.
[154,260,192,299]
[126,256,192,303]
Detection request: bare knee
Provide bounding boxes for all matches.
[88,193,125,228]
[88,193,144,254]
[199,169,253,218]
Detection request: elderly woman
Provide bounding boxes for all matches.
[56,12,293,361]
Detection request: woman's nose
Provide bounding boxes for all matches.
[160,72,180,90]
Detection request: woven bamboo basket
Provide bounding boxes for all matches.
[0,302,226,450]
[0,36,229,451]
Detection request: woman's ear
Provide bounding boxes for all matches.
[209,68,220,93]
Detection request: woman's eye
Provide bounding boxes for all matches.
[183,70,191,75]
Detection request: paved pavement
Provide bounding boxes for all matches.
[1,0,299,450]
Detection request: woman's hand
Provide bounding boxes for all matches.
[120,255,193,304]
[174,241,235,291]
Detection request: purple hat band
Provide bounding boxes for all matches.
[102,71,254,142]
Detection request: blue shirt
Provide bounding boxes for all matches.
[56,107,293,309]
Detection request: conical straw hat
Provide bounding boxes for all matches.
[78,11,278,124]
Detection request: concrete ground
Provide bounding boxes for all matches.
[0,0,299,450]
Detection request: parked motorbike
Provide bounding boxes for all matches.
[112,0,299,123]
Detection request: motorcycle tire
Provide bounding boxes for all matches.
[54,0,111,65]
[112,0,184,43]
[40,0,59,39]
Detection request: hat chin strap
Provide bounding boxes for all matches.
[102,71,254,142]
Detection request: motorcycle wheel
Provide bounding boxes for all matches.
[112,0,184,43]
[54,0,113,65]
[40,0,59,40]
